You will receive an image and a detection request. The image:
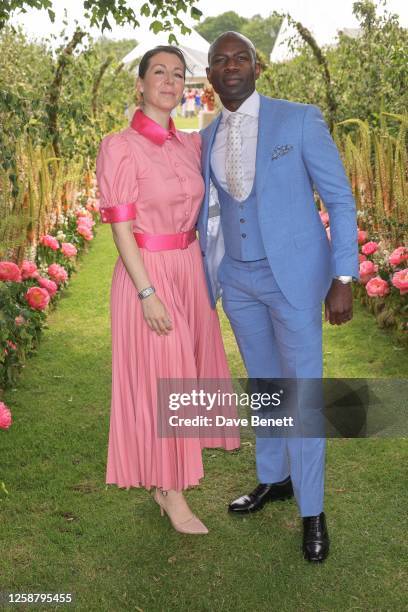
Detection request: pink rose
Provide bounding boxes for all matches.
[0,402,12,430]
[15,315,26,326]
[359,260,378,285]
[40,234,59,250]
[76,225,93,241]
[37,276,58,297]
[61,242,77,258]
[391,269,408,295]
[0,261,22,282]
[6,340,17,350]
[20,260,39,280]
[361,241,379,256]
[358,230,368,245]
[48,263,68,285]
[389,247,408,267]
[319,211,329,226]
[359,254,367,263]
[366,277,390,298]
[77,217,94,229]
[25,286,50,310]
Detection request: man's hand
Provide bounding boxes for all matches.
[324,279,353,325]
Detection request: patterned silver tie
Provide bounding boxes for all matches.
[225,113,246,201]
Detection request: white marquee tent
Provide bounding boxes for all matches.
[122,29,210,83]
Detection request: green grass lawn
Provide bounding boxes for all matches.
[174,115,199,130]
[1,224,407,612]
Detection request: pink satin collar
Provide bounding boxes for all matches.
[131,109,182,146]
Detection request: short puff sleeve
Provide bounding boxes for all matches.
[96,133,138,223]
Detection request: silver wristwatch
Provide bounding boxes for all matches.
[335,276,353,284]
[138,286,156,300]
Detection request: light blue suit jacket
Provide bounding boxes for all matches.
[197,94,359,310]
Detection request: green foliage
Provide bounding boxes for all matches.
[196,11,282,57]
[196,11,247,43]
[258,1,408,127]
[93,36,137,63]
[0,1,202,34]
[0,278,47,388]
[241,14,282,58]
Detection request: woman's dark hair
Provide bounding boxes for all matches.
[138,45,187,79]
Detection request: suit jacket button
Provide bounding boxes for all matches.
[241,233,247,238]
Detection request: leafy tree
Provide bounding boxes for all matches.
[93,37,137,64]
[241,13,282,57]
[258,0,408,127]
[195,11,247,43]
[0,1,202,36]
[196,11,282,58]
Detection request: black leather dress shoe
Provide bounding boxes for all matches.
[302,512,329,562]
[228,477,294,514]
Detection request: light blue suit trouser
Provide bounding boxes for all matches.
[218,254,326,517]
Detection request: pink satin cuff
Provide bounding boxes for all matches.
[134,229,196,251]
[100,202,137,223]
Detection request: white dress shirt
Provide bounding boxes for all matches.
[210,90,260,198]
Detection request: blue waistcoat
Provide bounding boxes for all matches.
[210,171,266,261]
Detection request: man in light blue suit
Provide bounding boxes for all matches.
[197,32,359,562]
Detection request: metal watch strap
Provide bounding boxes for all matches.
[138,286,155,300]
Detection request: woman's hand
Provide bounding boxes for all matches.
[141,294,173,335]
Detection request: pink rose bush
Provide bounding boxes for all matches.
[48,263,68,285]
[0,402,12,430]
[37,276,58,297]
[389,247,408,267]
[320,214,407,341]
[0,261,22,282]
[1,179,100,390]
[358,230,368,245]
[76,213,95,241]
[361,241,379,256]
[61,242,77,258]
[40,234,59,250]
[365,277,390,298]
[355,227,406,302]
[25,286,50,310]
[20,260,39,280]
[392,269,408,295]
[359,260,378,285]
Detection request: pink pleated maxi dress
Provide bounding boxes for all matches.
[96,110,240,491]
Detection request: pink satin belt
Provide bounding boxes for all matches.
[134,228,196,251]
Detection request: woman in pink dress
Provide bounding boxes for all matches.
[96,46,240,534]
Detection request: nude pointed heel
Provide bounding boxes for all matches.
[153,489,208,534]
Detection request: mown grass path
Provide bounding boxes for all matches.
[1,224,407,611]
